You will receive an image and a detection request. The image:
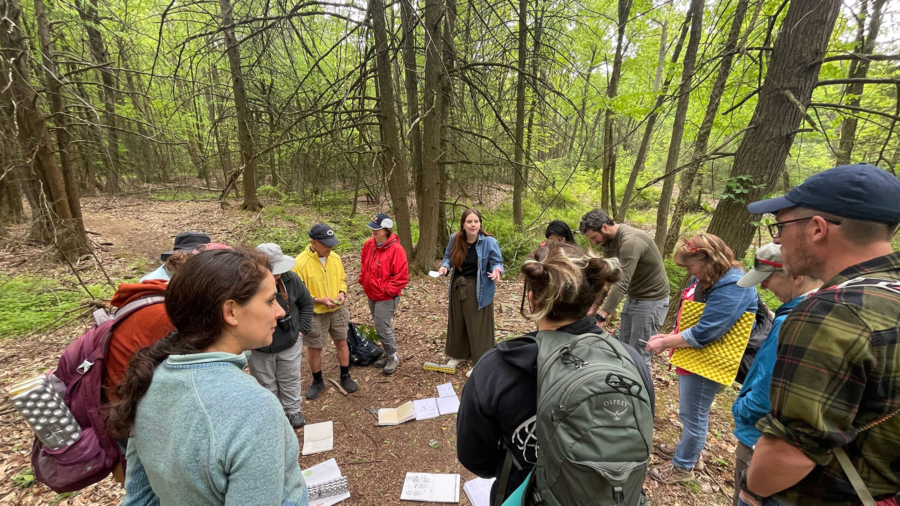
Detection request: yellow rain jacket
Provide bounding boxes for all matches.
[292,246,348,314]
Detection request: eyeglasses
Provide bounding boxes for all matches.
[767,217,841,239]
[683,239,700,252]
[754,257,783,271]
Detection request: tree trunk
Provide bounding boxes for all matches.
[835,0,886,165]
[663,0,750,256]
[78,0,121,193]
[0,0,86,258]
[218,0,262,211]
[511,0,528,228]
[525,13,543,166]
[618,16,688,221]
[653,0,703,252]
[600,0,634,218]
[369,0,414,257]
[400,0,424,222]
[204,62,234,191]
[413,0,444,271]
[707,0,841,259]
[438,0,456,250]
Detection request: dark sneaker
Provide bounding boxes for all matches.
[654,442,677,460]
[288,411,306,428]
[372,354,388,368]
[306,380,325,400]
[340,374,358,393]
[383,355,399,375]
[649,463,694,484]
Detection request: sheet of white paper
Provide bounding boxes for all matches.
[400,472,460,503]
[436,382,456,398]
[428,270,441,278]
[463,478,495,506]
[302,421,334,456]
[303,458,350,506]
[413,398,439,420]
[437,395,460,416]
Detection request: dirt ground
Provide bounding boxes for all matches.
[0,194,742,505]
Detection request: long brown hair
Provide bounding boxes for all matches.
[673,233,742,288]
[106,247,270,438]
[450,208,493,269]
[521,242,621,322]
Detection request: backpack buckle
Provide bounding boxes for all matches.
[76,359,94,375]
[613,486,625,504]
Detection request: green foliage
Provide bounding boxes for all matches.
[664,259,687,299]
[356,323,380,342]
[719,176,765,205]
[0,275,115,339]
[12,468,35,489]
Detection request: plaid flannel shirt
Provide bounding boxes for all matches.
[756,251,900,506]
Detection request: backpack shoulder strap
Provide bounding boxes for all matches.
[113,295,166,323]
[828,277,900,294]
[832,407,900,506]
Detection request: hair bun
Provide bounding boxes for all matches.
[520,259,547,281]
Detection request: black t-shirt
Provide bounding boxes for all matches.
[457,241,479,278]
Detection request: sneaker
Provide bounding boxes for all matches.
[287,411,306,428]
[340,374,358,393]
[306,380,325,400]
[383,355,399,375]
[649,463,694,484]
[654,442,677,460]
[373,354,388,369]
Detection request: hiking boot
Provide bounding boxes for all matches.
[373,354,388,369]
[340,374,358,393]
[654,442,678,460]
[649,463,694,484]
[383,355,399,375]
[287,411,306,429]
[306,380,325,400]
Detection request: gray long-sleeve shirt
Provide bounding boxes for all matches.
[600,224,670,314]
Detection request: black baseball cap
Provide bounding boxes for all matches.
[309,223,339,247]
[161,231,210,261]
[747,163,900,223]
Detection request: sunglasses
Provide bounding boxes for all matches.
[767,217,841,239]
[754,257,783,271]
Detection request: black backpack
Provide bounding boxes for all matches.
[347,322,384,366]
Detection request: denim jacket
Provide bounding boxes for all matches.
[681,267,758,348]
[732,294,805,447]
[441,232,504,310]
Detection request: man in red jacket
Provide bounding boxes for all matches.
[358,214,409,374]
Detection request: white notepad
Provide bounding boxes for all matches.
[302,421,334,456]
[303,458,351,506]
[400,472,461,503]
[413,398,440,420]
[436,382,456,398]
[436,395,460,415]
[463,477,495,506]
[378,401,416,425]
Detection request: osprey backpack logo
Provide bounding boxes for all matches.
[603,399,629,421]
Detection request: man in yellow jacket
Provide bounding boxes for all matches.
[292,223,357,399]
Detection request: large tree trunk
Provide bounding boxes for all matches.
[836,0,887,165]
[78,0,121,193]
[511,0,528,228]
[218,0,262,211]
[663,0,750,256]
[600,0,634,219]
[707,0,841,259]
[400,0,424,222]
[369,0,413,257]
[0,0,86,258]
[653,0,703,252]
[618,15,690,221]
[412,0,444,271]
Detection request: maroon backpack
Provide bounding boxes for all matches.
[31,295,165,492]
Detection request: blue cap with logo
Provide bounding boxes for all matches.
[367,214,394,231]
[309,223,339,247]
[747,163,900,223]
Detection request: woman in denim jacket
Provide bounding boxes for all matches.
[436,208,504,376]
[646,233,758,484]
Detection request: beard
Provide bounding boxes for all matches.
[782,237,821,279]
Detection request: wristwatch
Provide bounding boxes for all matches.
[596,313,607,323]
[739,469,768,503]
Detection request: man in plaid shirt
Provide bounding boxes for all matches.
[740,164,900,506]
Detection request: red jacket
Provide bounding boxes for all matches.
[103,280,175,402]
[358,234,409,302]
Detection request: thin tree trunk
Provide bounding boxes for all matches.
[400,0,424,222]
[512,0,528,228]
[369,0,414,257]
[438,0,456,249]
[654,0,703,252]
[663,0,750,256]
[707,0,842,259]
[601,0,634,218]
[836,0,886,165]
[217,0,262,211]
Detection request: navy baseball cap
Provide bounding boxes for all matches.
[161,231,210,261]
[367,214,394,230]
[309,223,339,247]
[747,163,900,223]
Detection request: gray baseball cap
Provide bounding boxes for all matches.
[256,243,296,275]
[737,243,783,288]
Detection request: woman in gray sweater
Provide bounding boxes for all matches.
[107,248,308,506]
